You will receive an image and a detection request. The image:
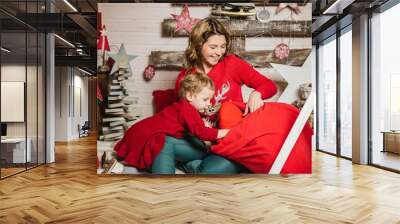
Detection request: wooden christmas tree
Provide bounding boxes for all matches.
[99,44,140,142]
[97,44,141,174]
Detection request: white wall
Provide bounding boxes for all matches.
[55,66,69,141]
[99,3,312,121]
[1,65,36,137]
[1,64,46,163]
[54,67,89,141]
[1,65,26,139]
[72,73,89,138]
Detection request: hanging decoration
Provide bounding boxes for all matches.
[98,24,111,72]
[256,8,271,23]
[98,25,110,51]
[273,3,302,62]
[274,43,290,60]
[108,43,137,75]
[256,1,271,23]
[275,3,301,15]
[170,4,200,34]
[143,64,156,81]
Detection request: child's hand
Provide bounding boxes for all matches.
[217,129,230,138]
[203,140,212,150]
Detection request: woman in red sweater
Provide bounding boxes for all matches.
[172,18,278,174]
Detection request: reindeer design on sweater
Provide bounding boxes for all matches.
[204,81,231,117]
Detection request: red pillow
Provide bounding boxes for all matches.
[218,101,246,129]
[152,89,178,113]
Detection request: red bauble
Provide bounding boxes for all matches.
[274,43,290,60]
[143,65,155,81]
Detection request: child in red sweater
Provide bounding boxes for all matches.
[114,72,229,174]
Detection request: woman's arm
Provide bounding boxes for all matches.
[230,55,277,114]
[231,55,277,100]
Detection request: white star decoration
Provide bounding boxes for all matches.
[109,43,137,75]
[270,55,312,104]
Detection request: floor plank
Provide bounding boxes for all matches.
[1,135,400,223]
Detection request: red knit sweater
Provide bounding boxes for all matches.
[114,99,218,169]
[176,54,277,106]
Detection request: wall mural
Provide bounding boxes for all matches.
[97,3,313,175]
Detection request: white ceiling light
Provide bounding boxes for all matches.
[323,0,355,14]
[78,67,93,76]
[1,47,11,53]
[63,0,78,12]
[54,34,75,48]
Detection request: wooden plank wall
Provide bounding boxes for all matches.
[98,3,312,120]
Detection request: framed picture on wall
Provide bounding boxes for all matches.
[1,81,25,122]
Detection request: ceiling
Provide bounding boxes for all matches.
[0,0,393,72]
[0,0,97,72]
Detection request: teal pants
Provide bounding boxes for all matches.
[151,136,244,174]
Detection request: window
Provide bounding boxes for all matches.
[370,3,400,171]
[339,27,352,158]
[317,36,337,154]
[0,1,47,179]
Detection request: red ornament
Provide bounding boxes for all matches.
[143,65,155,81]
[97,25,110,52]
[171,4,200,34]
[274,43,290,60]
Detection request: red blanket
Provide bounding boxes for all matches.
[211,102,312,174]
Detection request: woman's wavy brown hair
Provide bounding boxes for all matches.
[184,17,231,73]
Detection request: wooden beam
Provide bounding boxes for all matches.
[162,19,311,37]
[172,3,308,7]
[150,51,185,70]
[150,49,311,70]
[239,48,312,67]
[231,36,246,54]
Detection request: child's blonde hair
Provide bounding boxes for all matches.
[178,72,215,99]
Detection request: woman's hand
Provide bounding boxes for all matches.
[243,90,264,116]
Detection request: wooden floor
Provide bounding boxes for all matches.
[1,136,400,223]
[1,167,26,178]
[373,150,400,171]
